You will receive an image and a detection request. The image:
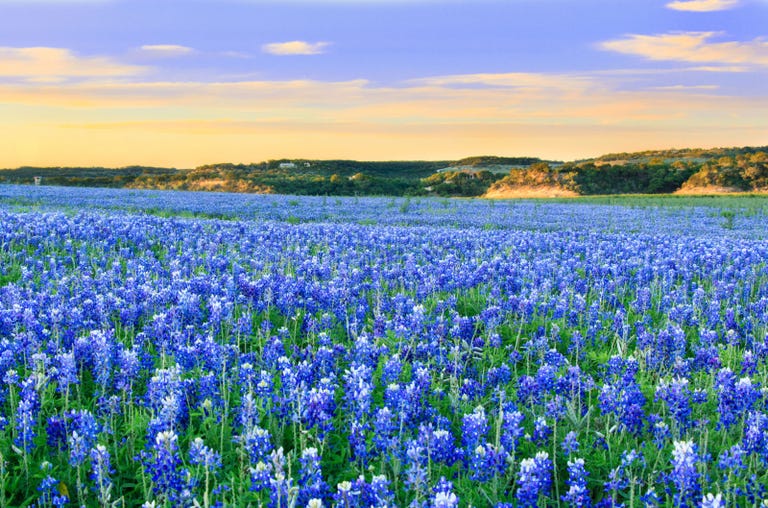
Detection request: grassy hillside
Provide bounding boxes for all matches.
[3,146,767,197]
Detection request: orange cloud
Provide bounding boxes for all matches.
[139,45,195,57]
[600,32,768,66]
[262,41,330,55]
[0,47,147,81]
[666,0,740,11]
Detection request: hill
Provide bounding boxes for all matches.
[3,146,767,197]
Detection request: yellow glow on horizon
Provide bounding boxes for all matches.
[0,71,766,168]
[1,119,765,169]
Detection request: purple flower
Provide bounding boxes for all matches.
[500,408,524,454]
[461,406,488,453]
[432,477,458,508]
[268,447,294,508]
[670,440,700,508]
[656,378,692,435]
[562,431,580,457]
[90,445,114,506]
[531,417,551,446]
[468,443,506,482]
[139,429,189,502]
[15,374,41,453]
[562,458,591,506]
[516,452,552,508]
[189,437,222,471]
[701,493,725,508]
[298,447,329,507]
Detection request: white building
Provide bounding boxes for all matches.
[279,162,297,169]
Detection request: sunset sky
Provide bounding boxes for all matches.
[0,0,766,168]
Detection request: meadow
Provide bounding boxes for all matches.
[1,185,768,507]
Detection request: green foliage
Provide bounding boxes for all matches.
[4,146,768,197]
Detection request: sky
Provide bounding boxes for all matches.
[0,0,766,168]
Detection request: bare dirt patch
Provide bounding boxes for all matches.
[673,185,742,195]
[484,185,579,199]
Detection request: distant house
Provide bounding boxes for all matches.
[34,176,42,186]
[279,162,297,169]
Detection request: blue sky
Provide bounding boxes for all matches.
[0,0,766,167]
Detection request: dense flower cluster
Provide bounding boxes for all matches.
[0,186,767,505]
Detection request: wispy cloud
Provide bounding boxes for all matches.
[262,41,330,56]
[1,71,766,166]
[652,84,720,90]
[666,0,740,12]
[410,72,597,91]
[139,44,195,57]
[600,32,768,67]
[0,47,146,81]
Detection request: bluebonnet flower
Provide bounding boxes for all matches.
[532,416,551,446]
[599,373,646,435]
[303,377,337,439]
[741,350,757,376]
[372,407,397,454]
[701,493,725,508]
[639,487,661,507]
[90,445,114,507]
[139,429,189,503]
[37,471,70,507]
[298,447,329,507]
[670,440,700,508]
[718,443,746,476]
[89,329,115,394]
[268,447,295,508]
[604,449,645,504]
[715,368,758,429]
[53,351,78,393]
[500,408,524,454]
[404,440,428,498]
[468,443,506,482]
[461,406,488,453]
[333,480,357,507]
[145,365,187,434]
[249,461,272,493]
[516,452,552,508]
[114,346,141,395]
[432,477,458,508]
[486,364,511,389]
[429,429,459,466]
[562,458,591,507]
[460,378,483,402]
[238,392,260,432]
[517,375,540,405]
[382,355,402,386]
[650,418,672,449]
[339,474,395,508]
[15,374,41,453]
[46,415,68,452]
[562,431,579,457]
[656,378,692,435]
[743,411,768,457]
[67,410,100,467]
[366,475,394,507]
[189,437,222,471]
[68,431,89,467]
[238,425,273,464]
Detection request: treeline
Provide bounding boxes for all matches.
[489,148,768,196]
[3,147,768,197]
[453,156,559,167]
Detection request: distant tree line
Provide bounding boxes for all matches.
[3,147,767,197]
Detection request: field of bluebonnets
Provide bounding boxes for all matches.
[2,185,768,507]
